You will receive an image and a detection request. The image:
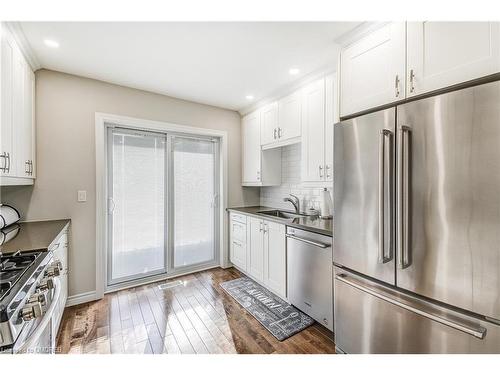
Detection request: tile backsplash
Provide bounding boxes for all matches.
[260,143,332,213]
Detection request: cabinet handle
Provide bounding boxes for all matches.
[30,161,33,175]
[25,161,30,174]
[6,153,10,173]
[278,127,282,138]
[325,165,331,178]
[395,74,400,97]
[259,221,263,232]
[409,69,415,93]
[0,152,7,172]
[273,128,277,140]
[319,165,323,178]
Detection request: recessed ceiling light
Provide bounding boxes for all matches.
[289,67,300,75]
[44,39,60,48]
[245,95,254,100]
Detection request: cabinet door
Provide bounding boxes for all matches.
[301,78,326,182]
[230,219,247,270]
[1,27,14,176]
[17,61,33,178]
[248,217,264,282]
[407,22,500,97]
[340,22,406,117]
[260,102,278,145]
[263,221,286,298]
[324,73,336,182]
[242,110,261,183]
[278,90,301,141]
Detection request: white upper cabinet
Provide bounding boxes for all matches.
[324,73,336,182]
[301,74,336,183]
[301,78,326,182]
[1,27,14,178]
[340,22,406,117]
[260,101,278,146]
[241,110,281,186]
[242,110,262,184]
[1,23,35,185]
[260,90,302,149]
[277,90,301,142]
[407,22,500,97]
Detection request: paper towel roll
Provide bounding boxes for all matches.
[319,188,332,219]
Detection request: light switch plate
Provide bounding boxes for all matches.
[77,190,87,202]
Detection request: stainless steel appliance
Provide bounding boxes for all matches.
[0,248,63,353]
[333,80,500,353]
[286,227,333,331]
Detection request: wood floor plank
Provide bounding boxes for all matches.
[56,267,336,354]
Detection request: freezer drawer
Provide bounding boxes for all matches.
[334,267,500,353]
[287,227,333,331]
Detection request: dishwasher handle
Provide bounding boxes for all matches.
[286,234,331,248]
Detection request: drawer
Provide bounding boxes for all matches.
[334,267,500,353]
[230,220,247,243]
[230,212,247,224]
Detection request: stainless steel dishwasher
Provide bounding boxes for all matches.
[286,227,333,331]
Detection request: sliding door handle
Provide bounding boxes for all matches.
[378,129,393,264]
[397,126,411,269]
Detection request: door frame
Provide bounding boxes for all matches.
[95,112,229,298]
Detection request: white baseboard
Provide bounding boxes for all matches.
[66,290,98,307]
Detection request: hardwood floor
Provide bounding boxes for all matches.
[56,267,336,354]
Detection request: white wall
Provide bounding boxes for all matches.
[0,69,259,297]
[260,143,332,212]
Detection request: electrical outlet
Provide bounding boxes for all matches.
[77,190,87,202]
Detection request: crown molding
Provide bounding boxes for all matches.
[238,22,388,116]
[333,21,389,47]
[5,22,42,71]
[238,63,338,116]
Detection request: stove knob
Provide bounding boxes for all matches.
[45,265,61,277]
[28,292,47,306]
[38,277,54,292]
[21,302,43,321]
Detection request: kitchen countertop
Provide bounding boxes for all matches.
[0,219,70,255]
[227,206,332,236]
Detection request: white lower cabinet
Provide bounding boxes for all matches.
[229,212,286,299]
[263,220,286,298]
[248,217,265,282]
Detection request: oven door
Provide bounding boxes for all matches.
[13,278,61,354]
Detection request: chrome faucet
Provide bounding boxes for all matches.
[283,194,300,214]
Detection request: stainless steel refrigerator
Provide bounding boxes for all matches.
[333,80,500,353]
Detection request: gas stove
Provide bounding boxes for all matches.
[0,251,43,300]
[0,248,60,351]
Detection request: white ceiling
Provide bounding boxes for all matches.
[19,22,361,111]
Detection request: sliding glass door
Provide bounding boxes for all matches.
[107,128,167,285]
[171,136,218,270]
[107,127,219,288]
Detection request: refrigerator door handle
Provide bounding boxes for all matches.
[397,126,411,269]
[335,273,487,340]
[378,129,393,264]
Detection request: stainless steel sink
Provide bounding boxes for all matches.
[257,210,306,219]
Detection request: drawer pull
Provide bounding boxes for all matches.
[335,273,486,339]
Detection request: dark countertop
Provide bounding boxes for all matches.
[227,206,332,236]
[0,219,70,254]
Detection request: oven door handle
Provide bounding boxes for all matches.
[15,278,61,353]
